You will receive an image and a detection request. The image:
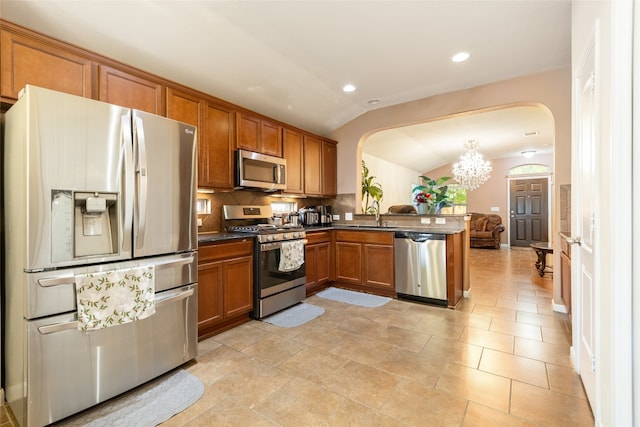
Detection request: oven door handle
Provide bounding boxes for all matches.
[260,239,307,251]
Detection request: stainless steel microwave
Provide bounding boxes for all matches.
[235,149,287,191]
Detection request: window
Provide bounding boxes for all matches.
[443,184,467,214]
[270,201,298,214]
[509,164,550,175]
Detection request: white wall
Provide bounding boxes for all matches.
[361,153,420,213]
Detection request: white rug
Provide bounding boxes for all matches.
[262,303,324,327]
[59,369,203,426]
[316,287,391,308]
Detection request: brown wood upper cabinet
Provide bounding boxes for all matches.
[166,87,235,190]
[99,65,163,114]
[304,135,322,196]
[282,127,304,194]
[0,27,93,101]
[322,140,338,197]
[236,112,282,157]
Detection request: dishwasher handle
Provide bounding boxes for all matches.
[394,231,446,242]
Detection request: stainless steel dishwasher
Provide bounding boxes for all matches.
[394,231,447,306]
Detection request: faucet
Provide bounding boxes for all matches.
[372,200,381,227]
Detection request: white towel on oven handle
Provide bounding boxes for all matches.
[278,240,305,272]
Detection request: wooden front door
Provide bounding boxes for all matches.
[509,178,549,247]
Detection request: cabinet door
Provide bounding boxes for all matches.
[315,242,331,284]
[261,120,282,157]
[304,135,322,196]
[99,65,163,114]
[322,141,337,197]
[236,112,260,152]
[201,101,235,189]
[335,242,362,285]
[363,244,394,290]
[305,245,318,288]
[166,87,200,127]
[283,127,304,194]
[1,29,93,100]
[223,255,253,318]
[197,260,223,331]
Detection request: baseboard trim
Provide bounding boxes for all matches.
[552,299,568,313]
[463,288,471,298]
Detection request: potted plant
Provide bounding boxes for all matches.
[361,160,383,214]
[412,175,452,214]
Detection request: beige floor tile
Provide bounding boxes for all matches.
[253,377,345,427]
[189,345,255,385]
[413,317,466,340]
[277,347,348,386]
[459,326,514,354]
[328,335,395,366]
[511,381,594,426]
[381,380,468,427]
[328,398,407,427]
[495,298,539,314]
[546,363,589,400]
[444,310,493,330]
[376,347,442,386]
[336,315,386,337]
[516,311,568,329]
[291,325,353,351]
[541,326,572,345]
[212,323,271,351]
[196,338,222,355]
[375,324,431,352]
[489,318,542,341]
[241,333,307,366]
[183,398,277,427]
[436,363,511,412]
[514,337,572,367]
[462,402,538,427]
[323,360,401,409]
[211,359,292,406]
[472,304,517,321]
[421,335,483,369]
[479,348,548,388]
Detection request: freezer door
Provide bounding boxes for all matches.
[9,284,197,427]
[132,110,197,257]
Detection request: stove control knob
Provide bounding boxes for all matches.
[268,235,274,241]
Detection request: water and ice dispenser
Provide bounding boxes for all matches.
[51,190,119,262]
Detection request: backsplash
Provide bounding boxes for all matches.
[197,191,330,232]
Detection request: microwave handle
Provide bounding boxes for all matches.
[274,165,282,184]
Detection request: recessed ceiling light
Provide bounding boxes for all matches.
[342,84,356,93]
[368,99,380,105]
[521,150,536,158]
[523,131,539,137]
[451,52,470,63]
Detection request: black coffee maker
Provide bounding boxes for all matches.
[318,205,333,226]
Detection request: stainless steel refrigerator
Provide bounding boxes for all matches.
[3,85,198,427]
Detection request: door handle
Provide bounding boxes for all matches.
[566,236,582,246]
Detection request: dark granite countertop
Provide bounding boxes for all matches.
[305,225,464,235]
[197,232,254,245]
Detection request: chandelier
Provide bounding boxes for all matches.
[451,140,492,190]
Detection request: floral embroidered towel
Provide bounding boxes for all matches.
[278,240,305,272]
[75,265,155,331]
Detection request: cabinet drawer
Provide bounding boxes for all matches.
[306,230,331,245]
[198,239,253,263]
[334,230,394,245]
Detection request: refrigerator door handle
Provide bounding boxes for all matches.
[121,115,134,251]
[37,286,195,335]
[134,116,148,248]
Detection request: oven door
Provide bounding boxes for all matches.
[257,240,306,298]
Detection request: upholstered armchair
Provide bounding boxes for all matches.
[469,213,505,249]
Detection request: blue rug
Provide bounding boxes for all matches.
[316,287,391,308]
[262,303,325,327]
[60,369,203,426]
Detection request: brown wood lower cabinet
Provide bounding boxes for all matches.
[198,239,253,340]
[305,231,332,296]
[333,230,395,297]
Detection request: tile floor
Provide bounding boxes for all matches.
[1,247,594,426]
[163,247,593,426]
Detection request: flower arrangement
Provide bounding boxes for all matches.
[412,176,452,214]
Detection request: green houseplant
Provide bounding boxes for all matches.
[361,160,383,214]
[412,175,452,214]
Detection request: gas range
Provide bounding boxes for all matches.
[223,205,306,243]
